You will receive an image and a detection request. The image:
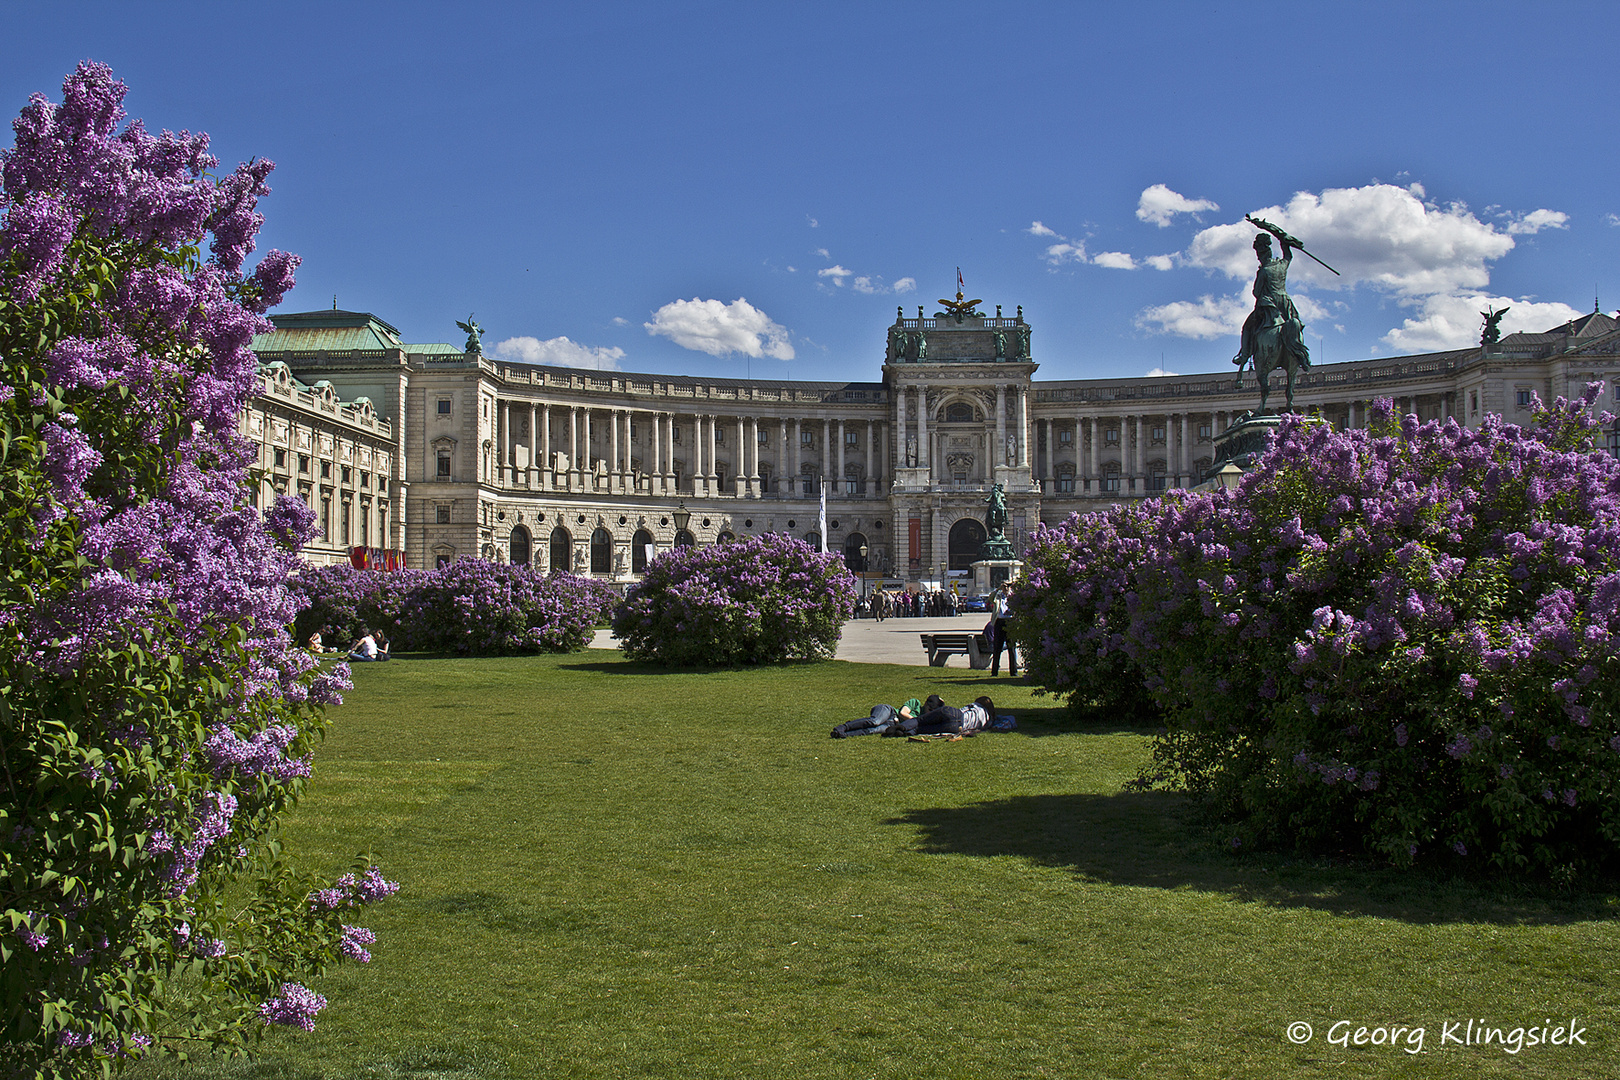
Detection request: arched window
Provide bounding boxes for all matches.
[632,528,654,573]
[590,528,612,573]
[944,401,975,423]
[804,531,821,550]
[509,525,531,566]
[843,532,869,572]
[716,530,736,545]
[549,526,572,572]
[947,518,987,572]
[674,529,696,547]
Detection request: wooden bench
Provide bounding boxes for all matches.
[920,632,993,669]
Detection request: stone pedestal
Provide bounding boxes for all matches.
[972,558,1023,594]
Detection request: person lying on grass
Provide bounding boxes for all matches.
[830,694,938,738]
[881,695,995,737]
[347,629,391,663]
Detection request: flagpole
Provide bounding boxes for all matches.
[819,482,827,553]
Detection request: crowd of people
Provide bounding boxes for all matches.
[857,588,962,621]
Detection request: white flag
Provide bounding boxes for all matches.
[818,482,827,553]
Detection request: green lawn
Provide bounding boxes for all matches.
[134,652,1618,1079]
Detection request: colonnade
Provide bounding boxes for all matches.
[488,400,890,498]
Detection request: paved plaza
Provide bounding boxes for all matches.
[589,612,1004,667]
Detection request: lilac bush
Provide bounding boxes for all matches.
[394,562,615,655]
[1013,392,1620,879]
[287,564,427,647]
[0,65,394,1076]
[614,534,856,665]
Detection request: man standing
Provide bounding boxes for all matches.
[989,586,1018,677]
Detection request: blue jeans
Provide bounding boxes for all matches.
[831,704,899,738]
[883,706,963,737]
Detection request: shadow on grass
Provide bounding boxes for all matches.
[889,790,1620,927]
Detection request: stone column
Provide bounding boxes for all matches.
[1037,418,1049,483]
[610,408,621,493]
[793,418,803,495]
[916,388,929,478]
[779,417,790,495]
[995,385,1008,470]
[1017,386,1029,467]
[836,419,846,496]
[1133,415,1144,492]
[866,420,876,496]
[735,416,746,496]
[538,403,550,490]
[821,419,831,493]
[569,407,580,489]
[1178,413,1189,488]
[496,400,508,486]
[895,385,908,471]
[747,416,759,496]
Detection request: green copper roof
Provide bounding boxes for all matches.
[253,310,406,354]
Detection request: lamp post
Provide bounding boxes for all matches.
[1214,462,1244,492]
[859,543,870,616]
[672,500,691,545]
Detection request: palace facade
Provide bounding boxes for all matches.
[246,303,1620,582]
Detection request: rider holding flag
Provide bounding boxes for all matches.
[1234,216,1311,388]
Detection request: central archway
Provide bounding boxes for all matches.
[947,518,987,572]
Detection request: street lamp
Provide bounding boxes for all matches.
[859,543,870,615]
[1214,462,1244,492]
[672,500,691,533]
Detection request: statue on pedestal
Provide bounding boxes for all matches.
[456,314,484,355]
[1233,216,1320,412]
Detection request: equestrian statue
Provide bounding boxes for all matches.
[1233,214,1335,412]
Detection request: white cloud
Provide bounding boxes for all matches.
[1503,208,1568,235]
[493,335,626,371]
[1607,213,1620,228]
[611,316,629,326]
[1183,183,1524,296]
[818,265,852,285]
[1381,294,1584,352]
[1145,367,1181,377]
[1027,221,1058,237]
[814,247,830,259]
[644,297,795,360]
[1043,240,1086,265]
[1135,288,1252,340]
[807,216,819,228]
[1144,254,1176,271]
[893,276,916,293]
[852,276,878,294]
[1136,183,1220,227]
[1091,251,1137,270]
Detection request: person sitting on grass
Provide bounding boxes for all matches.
[347,628,390,663]
[882,695,995,737]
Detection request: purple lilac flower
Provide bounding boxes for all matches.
[339,924,376,962]
[259,984,327,1031]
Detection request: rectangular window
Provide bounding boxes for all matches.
[274,448,286,468]
[1152,426,1166,442]
[801,431,814,447]
[1056,476,1075,494]
[436,505,450,524]
[320,461,331,478]
[321,498,330,540]
[1147,474,1167,492]
[758,428,770,445]
[630,424,638,440]
[1058,429,1073,445]
[672,426,681,443]
[845,431,859,447]
[437,398,451,415]
[341,502,350,542]
[436,451,451,479]
[342,466,352,483]
[361,471,370,489]
[1198,423,1212,440]
[1470,390,1480,414]
[298,454,309,473]
[715,429,725,445]
[1102,475,1121,493]
[1515,389,1533,407]
[1104,429,1119,445]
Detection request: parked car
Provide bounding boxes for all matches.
[960,594,990,612]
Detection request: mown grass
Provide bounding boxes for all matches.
[132,652,1619,1079]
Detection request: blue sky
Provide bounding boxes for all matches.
[7,1,1618,382]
